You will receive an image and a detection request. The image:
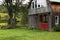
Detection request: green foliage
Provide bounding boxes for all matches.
[20,5,28,24]
[0,5,8,13]
[21,12,28,24]
[54,24,60,31]
[0,13,9,20]
[0,0,29,28]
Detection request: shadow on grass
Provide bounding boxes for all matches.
[0,35,34,40]
[0,36,25,40]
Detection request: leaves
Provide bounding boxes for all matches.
[3,0,28,26]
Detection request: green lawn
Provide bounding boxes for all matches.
[0,28,60,40]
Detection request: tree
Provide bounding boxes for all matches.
[2,0,28,28]
[0,0,28,29]
[20,4,28,24]
[3,0,21,28]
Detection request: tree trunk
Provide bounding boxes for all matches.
[8,8,16,28]
[8,13,17,29]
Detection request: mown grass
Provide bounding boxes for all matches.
[0,28,60,40]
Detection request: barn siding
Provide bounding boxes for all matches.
[28,15,38,29]
[28,0,60,31]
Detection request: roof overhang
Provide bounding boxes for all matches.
[50,0,60,2]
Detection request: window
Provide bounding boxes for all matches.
[40,15,48,23]
[32,2,34,8]
[38,5,40,8]
[40,15,43,22]
[35,4,37,8]
[55,16,59,25]
[43,15,48,23]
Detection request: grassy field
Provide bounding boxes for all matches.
[0,13,60,40]
[0,28,60,40]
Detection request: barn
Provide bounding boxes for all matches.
[28,0,60,31]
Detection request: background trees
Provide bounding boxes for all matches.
[0,0,28,28]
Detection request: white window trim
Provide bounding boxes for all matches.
[55,16,59,25]
[31,0,37,9]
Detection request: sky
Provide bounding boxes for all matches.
[0,0,3,5]
[0,0,60,4]
[23,0,29,4]
[0,0,29,4]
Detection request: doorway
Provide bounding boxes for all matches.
[38,14,49,30]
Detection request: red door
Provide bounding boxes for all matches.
[38,14,48,30]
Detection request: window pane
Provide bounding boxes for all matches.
[38,5,40,8]
[35,4,37,8]
[43,15,48,23]
[32,2,34,8]
[55,16,59,25]
[40,15,43,22]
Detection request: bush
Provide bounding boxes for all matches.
[54,25,60,31]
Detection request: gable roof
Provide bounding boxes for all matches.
[28,0,60,8]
